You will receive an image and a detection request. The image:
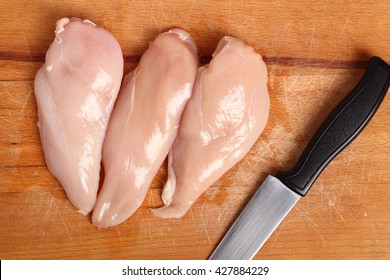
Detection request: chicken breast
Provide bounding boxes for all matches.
[34,17,123,214]
[92,29,198,228]
[151,36,270,218]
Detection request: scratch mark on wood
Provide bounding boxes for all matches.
[366,155,375,197]
[322,54,339,72]
[116,226,123,241]
[302,211,327,244]
[269,55,281,76]
[0,114,13,125]
[55,200,73,242]
[330,200,349,228]
[327,73,337,92]
[147,220,152,239]
[18,89,31,120]
[341,152,354,197]
[158,0,168,24]
[200,213,211,245]
[150,3,162,32]
[6,116,17,144]
[318,181,325,213]
[17,191,30,218]
[235,163,254,186]
[201,198,207,212]
[173,3,177,23]
[260,138,280,162]
[287,75,299,91]
[304,213,320,229]
[309,24,316,55]
[157,228,163,237]
[357,154,367,203]
[189,0,197,15]
[374,153,387,201]
[149,189,156,206]
[22,33,33,62]
[322,0,328,21]
[38,195,54,247]
[228,0,232,24]
[188,206,196,223]
[340,18,350,34]
[348,208,359,224]
[28,194,45,248]
[34,166,41,176]
[373,222,379,242]
[217,206,229,223]
[349,41,352,68]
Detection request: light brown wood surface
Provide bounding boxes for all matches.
[1,0,390,260]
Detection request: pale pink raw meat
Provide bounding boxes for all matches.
[92,29,198,228]
[34,17,123,214]
[151,36,270,218]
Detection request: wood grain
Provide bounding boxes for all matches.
[0,0,389,260]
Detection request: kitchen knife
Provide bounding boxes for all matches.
[209,56,390,260]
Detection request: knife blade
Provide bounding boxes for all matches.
[209,56,390,260]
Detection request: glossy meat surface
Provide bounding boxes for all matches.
[151,36,270,218]
[34,17,123,214]
[92,29,198,228]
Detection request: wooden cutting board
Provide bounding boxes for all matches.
[1,0,389,260]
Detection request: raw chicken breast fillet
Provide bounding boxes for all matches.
[151,36,270,218]
[92,29,198,228]
[34,17,123,214]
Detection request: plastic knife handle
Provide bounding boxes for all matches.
[276,56,390,197]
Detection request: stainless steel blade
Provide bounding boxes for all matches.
[209,175,300,260]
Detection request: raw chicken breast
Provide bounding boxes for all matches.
[151,36,270,218]
[92,29,198,228]
[34,17,123,214]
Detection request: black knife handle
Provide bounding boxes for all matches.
[276,56,390,197]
